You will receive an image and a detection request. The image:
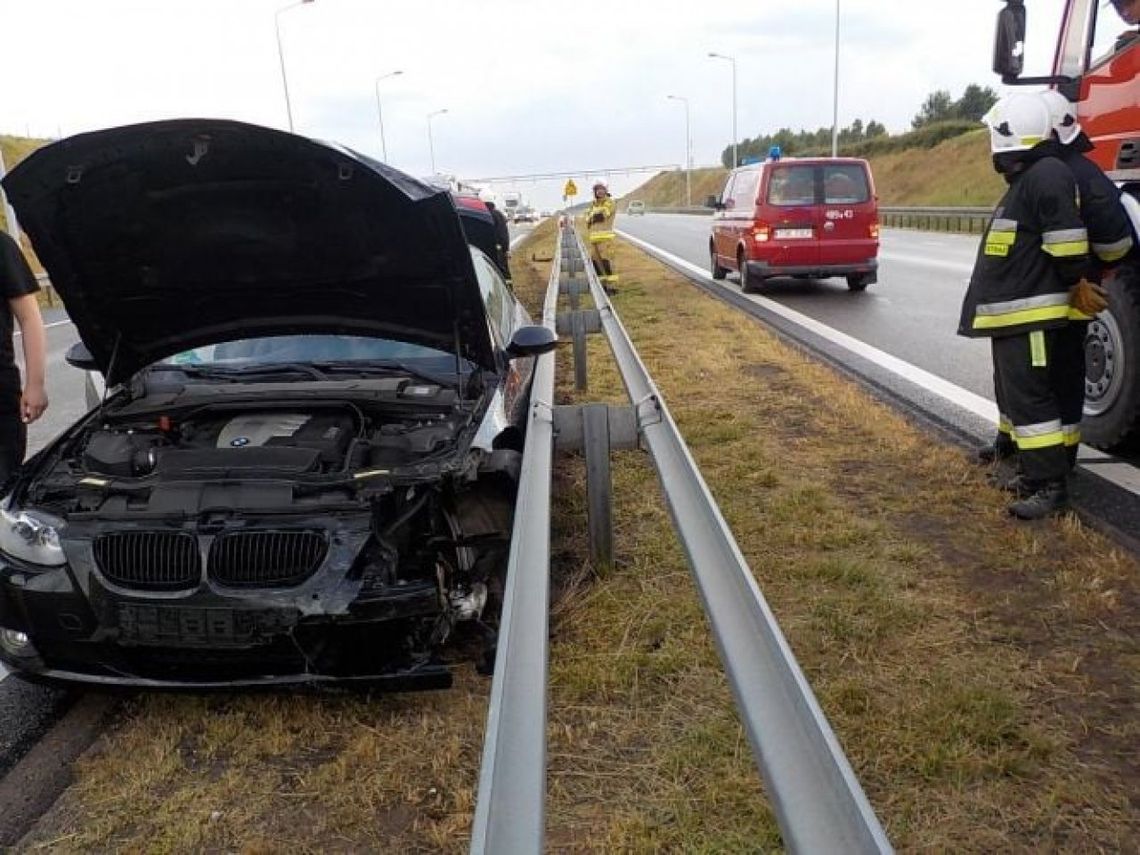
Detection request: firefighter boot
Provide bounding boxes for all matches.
[591,258,603,277]
[1007,479,1069,520]
[602,260,617,295]
[974,433,1017,465]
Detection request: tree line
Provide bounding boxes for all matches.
[720,84,999,168]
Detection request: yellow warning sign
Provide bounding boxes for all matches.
[563,179,578,198]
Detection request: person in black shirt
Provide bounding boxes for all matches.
[482,196,512,283]
[0,229,48,484]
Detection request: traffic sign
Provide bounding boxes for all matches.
[563,179,578,198]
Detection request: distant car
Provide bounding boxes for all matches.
[626,200,646,216]
[0,119,557,690]
[708,157,879,292]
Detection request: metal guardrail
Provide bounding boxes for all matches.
[469,231,563,854]
[644,204,994,234]
[571,228,893,853]
[471,226,892,852]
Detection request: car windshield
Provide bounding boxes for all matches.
[159,334,468,371]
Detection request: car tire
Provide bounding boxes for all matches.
[710,244,727,280]
[739,251,757,294]
[1082,260,1140,450]
[846,274,871,292]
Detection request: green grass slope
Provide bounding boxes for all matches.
[624,129,1004,209]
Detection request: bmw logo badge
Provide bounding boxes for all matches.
[230,437,250,447]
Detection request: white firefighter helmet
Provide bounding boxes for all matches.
[982,93,1053,154]
[592,180,607,193]
[1039,89,1082,146]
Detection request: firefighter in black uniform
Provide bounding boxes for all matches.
[978,91,1136,477]
[959,93,1097,519]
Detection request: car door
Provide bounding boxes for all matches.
[471,249,532,423]
[762,163,821,270]
[819,163,877,266]
[713,173,737,267]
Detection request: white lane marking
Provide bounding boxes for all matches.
[877,251,973,276]
[619,229,1140,499]
[509,233,528,250]
[0,662,8,681]
[617,229,998,422]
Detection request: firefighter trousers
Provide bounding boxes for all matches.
[589,235,618,287]
[991,325,1084,483]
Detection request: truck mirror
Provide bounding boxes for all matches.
[993,0,1026,81]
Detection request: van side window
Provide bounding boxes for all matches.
[730,170,760,210]
[823,165,870,204]
[768,165,817,206]
[721,175,737,210]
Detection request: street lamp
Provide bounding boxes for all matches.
[708,52,737,169]
[426,108,448,176]
[374,70,403,163]
[666,95,691,207]
[832,0,840,157]
[274,0,315,133]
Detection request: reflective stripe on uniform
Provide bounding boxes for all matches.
[1041,227,1089,258]
[589,231,615,242]
[1062,423,1081,447]
[998,414,1013,435]
[1029,330,1047,367]
[1092,234,1134,262]
[985,219,1018,256]
[1012,418,1065,450]
[1068,306,1097,321]
[972,292,1071,330]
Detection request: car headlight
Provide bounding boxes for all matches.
[0,502,65,566]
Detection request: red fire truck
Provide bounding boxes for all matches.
[994,0,1140,449]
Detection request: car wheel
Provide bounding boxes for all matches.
[739,251,756,293]
[846,274,871,292]
[710,244,727,280]
[1083,260,1140,450]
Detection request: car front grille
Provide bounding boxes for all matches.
[93,532,200,591]
[208,531,328,588]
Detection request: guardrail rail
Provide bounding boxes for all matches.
[470,221,893,853]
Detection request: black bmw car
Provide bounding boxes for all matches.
[0,120,554,689]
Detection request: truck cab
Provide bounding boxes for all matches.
[995,0,1140,449]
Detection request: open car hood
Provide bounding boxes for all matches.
[3,119,498,383]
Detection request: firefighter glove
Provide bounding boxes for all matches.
[589,213,603,225]
[1070,279,1109,316]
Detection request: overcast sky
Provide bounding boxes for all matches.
[2,0,1072,209]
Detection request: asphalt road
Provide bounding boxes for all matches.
[617,213,992,400]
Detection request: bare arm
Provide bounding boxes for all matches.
[9,294,48,423]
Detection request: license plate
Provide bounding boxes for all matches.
[774,228,813,239]
[116,603,295,647]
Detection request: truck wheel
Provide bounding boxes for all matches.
[710,244,727,280]
[1083,261,1140,450]
[846,274,871,292]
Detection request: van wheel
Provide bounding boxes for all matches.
[1083,261,1140,450]
[710,245,728,280]
[739,252,757,293]
[846,274,871,292]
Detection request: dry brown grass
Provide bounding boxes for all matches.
[16,220,1140,852]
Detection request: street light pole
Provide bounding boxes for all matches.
[427,108,448,176]
[374,70,403,163]
[275,0,314,133]
[708,52,738,169]
[832,0,840,157]
[666,95,691,207]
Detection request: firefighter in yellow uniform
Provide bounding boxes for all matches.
[585,181,618,293]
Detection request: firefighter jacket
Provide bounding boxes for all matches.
[958,156,1093,338]
[1060,145,1134,273]
[585,196,616,243]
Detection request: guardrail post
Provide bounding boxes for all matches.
[582,403,613,565]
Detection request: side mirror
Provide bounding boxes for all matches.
[992,0,1026,81]
[65,341,100,372]
[506,325,558,359]
[705,195,721,209]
